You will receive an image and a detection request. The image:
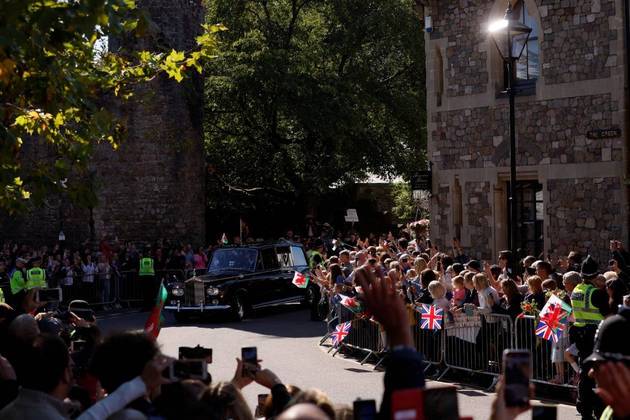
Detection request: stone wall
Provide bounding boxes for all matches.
[433,184,451,250]
[0,0,206,246]
[547,177,623,264]
[539,0,617,84]
[430,0,493,97]
[465,181,493,260]
[431,93,622,171]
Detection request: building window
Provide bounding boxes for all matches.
[508,181,544,257]
[511,1,539,85]
[435,47,444,107]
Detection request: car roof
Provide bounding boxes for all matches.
[215,239,303,250]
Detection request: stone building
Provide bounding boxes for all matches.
[422,0,628,264]
[1,0,206,246]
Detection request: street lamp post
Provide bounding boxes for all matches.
[488,1,531,277]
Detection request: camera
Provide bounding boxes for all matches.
[179,345,213,363]
[162,360,208,381]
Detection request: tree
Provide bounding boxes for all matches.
[204,0,426,218]
[391,182,430,224]
[0,0,223,212]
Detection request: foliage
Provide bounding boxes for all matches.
[204,0,426,215]
[391,182,430,224]
[0,0,224,212]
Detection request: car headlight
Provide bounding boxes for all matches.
[206,287,220,296]
[172,288,184,297]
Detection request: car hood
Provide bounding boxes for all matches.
[190,270,252,283]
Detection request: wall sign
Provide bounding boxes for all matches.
[411,171,432,191]
[587,128,621,140]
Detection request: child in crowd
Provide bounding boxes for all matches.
[428,281,450,312]
[451,275,466,307]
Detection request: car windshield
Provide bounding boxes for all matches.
[208,248,258,272]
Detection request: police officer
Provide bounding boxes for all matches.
[139,249,156,309]
[307,239,325,270]
[26,256,47,290]
[570,255,609,420]
[9,258,28,307]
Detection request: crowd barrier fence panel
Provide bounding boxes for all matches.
[335,316,386,368]
[409,305,444,372]
[439,311,513,387]
[514,315,576,389]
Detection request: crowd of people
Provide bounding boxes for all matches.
[1,220,630,420]
[304,229,630,420]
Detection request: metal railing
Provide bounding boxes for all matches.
[320,306,577,390]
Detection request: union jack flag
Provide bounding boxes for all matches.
[535,298,570,342]
[418,304,443,330]
[331,321,352,347]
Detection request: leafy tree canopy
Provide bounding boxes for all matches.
[205,0,426,213]
[0,0,223,212]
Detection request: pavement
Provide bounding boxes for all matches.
[98,306,579,419]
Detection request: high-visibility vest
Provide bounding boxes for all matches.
[308,250,322,269]
[10,269,26,295]
[26,267,47,289]
[599,406,613,420]
[571,283,604,327]
[0,288,4,304]
[139,257,155,276]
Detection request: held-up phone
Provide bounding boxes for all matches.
[179,346,213,363]
[36,288,62,303]
[503,349,532,408]
[423,385,459,420]
[162,360,208,381]
[255,394,269,418]
[241,346,258,376]
[532,405,557,420]
[391,389,424,420]
[353,399,377,420]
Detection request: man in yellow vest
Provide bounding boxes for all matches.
[139,250,156,309]
[307,240,325,270]
[570,255,609,420]
[26,256,47,290]
[9,258,28,307]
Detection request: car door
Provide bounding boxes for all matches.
[275,246,301,300]
[257,247,284,306]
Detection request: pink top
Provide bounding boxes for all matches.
[193,254,207,269]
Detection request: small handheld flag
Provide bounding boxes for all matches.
[292,271,310,288]
[145,281,168,340]
[340,295,364,313]
[418,304,443,330]
[331,321,352,347]
[535,296,571,343]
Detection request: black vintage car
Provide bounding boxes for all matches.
[164,241,314,321]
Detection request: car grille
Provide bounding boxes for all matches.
[184,281,205,306]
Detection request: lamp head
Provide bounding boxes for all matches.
[487,1,532,61]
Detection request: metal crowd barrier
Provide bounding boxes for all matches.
[321,307,576,390]
[409,305,444,372]
[515,315,576,388]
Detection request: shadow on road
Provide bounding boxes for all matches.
[163,304,327,339]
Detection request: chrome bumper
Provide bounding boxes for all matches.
[164,304,231,312]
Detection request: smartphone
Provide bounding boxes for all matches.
[423,386,459,420]
[241,346,258,375]
[503,350,532,408]
[36,288,62,303]
[532,405,557,420]
[426,239,432,249]
[391,389,424,420]
[353,399,378,420]
[70,339,87,353]
[179,346,213,363]
[162,360,208,381]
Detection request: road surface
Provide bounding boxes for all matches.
[99,306,578,419]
